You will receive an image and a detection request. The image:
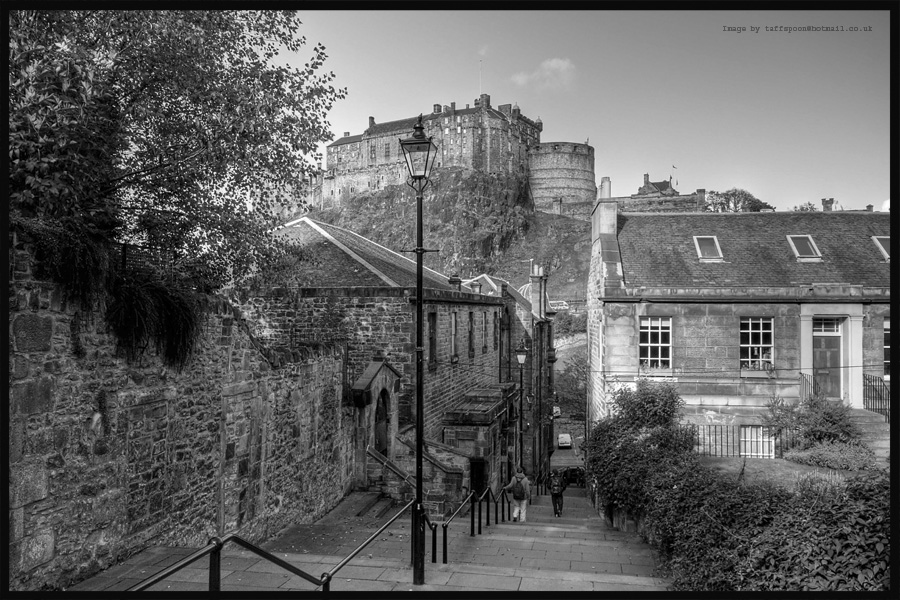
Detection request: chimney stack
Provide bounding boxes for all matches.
[866,204,874,212]
[448,274,462,291]
[822,198,834,211]
[643,173,650,186]
[600,177,611,199]
[368,116,375,128]
[530,263,543,319]
[343,131,350,138]
[433,103,441,114]
[470,280,482,294]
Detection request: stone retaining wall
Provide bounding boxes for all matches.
[9,243,353,590]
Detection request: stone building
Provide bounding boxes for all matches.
[463,268,558,482]
[529,141,597,213]
[312,93,543,209]
[586,201,890,450]
[268,216,519,511]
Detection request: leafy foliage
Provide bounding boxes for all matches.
[10,9,345,289]
[105,275,203,371]
[761,393,860,449]
[792,200,819,212]
[584,379,888,591]
[704,188,775,213]
[554,351,588,416]
[553,310,587,336]
[784,440,879,471]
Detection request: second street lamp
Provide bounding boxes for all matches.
[398,114,437,587]
[515,339,528,469]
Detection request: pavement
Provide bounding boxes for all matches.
[69,487,670,593]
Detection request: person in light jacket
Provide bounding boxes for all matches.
[501,466,531,522]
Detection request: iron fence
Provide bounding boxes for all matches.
[682,424,802,459]
[863,373,890,422]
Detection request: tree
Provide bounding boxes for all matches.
[554,352,589,416]
[704,188,775,213]
[792,201,818,212]
[9,10,345,290]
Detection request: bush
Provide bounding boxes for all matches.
[737,469,890,591]
[585,380,889,591]
[761,393,860,449]
[612,378,684,430]
[784,440,879,471]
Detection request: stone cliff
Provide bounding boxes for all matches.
[304,167,591,302]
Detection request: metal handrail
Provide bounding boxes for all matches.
[420,510,438,564]
[440,491,474,564]
[128,498,418,592]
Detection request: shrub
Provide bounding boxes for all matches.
[761,393,860,449]
[737,469,890,591]
[612,378,684,430]
[784,440,879,471]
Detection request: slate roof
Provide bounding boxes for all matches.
[649,180,673,193]
[327,134,363,148]
[277,217,457,291]
[616,211,890,289]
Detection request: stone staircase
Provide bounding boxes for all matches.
[849,409,890,463]
[69,487,670,592]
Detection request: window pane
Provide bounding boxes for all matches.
[697,237,720,258]
[790,236,817,256]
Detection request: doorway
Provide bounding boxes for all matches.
[374,389,389,455]
[470,458,486,495]
[813,318,842,399]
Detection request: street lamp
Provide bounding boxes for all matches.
[399,114,437,586]
[515,339,528,470]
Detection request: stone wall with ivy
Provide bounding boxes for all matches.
[8,240,352,591]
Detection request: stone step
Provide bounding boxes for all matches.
[849,409,890,423]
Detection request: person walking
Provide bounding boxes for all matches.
[502,466,531,522]
[548,468,567,517]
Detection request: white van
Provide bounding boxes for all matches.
[557,433,572,449]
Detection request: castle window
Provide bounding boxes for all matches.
[384,142,390,160]
[468,311,475,358]
[369,144,375,160]
[428,312,438,370]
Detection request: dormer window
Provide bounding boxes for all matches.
[787,235,822,261]
[693,236,723,262]
[873,236,890,261]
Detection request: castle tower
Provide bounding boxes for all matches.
[527,142,597,213]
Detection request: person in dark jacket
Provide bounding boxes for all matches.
[548,468,567,517]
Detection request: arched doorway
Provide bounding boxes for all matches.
[374,389,389,455]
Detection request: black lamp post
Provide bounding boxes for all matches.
[515,339,528,469]
[399,114,437,586]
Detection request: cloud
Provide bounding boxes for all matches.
[511,58,576,91]
[881,199,890,212]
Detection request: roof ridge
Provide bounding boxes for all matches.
[300,218,399,287]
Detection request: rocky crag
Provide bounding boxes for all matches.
[301,167,591,302]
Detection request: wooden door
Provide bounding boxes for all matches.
[813,335,841,398]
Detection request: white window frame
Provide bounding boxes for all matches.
[451,312,458,362]
[639,317,672,371]
[693,236,724,262]
[740,317,774,374]
[786,235,822,262]
[873,236,890,261]
[740,425,774,459]
[884,317,890,381]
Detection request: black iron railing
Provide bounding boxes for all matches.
[682,424,801,458]
[129,498,418,592]
[799,372,821,404]
[863,373,890,422]
[440,490,474,564]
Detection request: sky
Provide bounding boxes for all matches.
[287,9,892,212]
